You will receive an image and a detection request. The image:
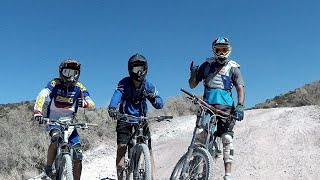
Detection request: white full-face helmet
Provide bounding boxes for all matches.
[212,37,232,64]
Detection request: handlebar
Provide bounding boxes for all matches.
[181,88,238,120]
[43,118,98,128]
[114,113,173,124]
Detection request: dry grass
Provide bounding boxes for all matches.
[253,80,320,109]
[0,95,197,179]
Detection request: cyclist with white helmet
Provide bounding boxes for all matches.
[189,37,245,180]
[108,53,164,180]
[34,59,95,180]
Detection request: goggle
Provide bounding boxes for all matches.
[61,68,79,78]
[213,47,230,55]
[132,66,146,74]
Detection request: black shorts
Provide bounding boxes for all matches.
[212,104,235,137]
[116,120,152,149]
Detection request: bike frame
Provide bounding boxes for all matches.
[43,117,97,178]
[179,88,232,179]
[56,120,76,170]
[116,114,173,180]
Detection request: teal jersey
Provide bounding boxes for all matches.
[196,58,244,106]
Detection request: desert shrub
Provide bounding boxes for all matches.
[149,94,200,117]
[76,108,116,151]
[0,101,48,179]
[0,101,118,179]
[253,80,320,109]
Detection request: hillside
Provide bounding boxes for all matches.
[253,80,320,109]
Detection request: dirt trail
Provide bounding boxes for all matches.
[30,106,320,180]
[152,106,320,180]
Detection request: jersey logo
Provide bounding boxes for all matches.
[55,96,73,103]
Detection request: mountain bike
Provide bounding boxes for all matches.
[170,88,235,180]
[114,113,173,180]
[43,117,98,180]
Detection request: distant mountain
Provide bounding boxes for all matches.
[253,80,320,109]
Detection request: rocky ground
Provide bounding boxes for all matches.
[30,106,320,180]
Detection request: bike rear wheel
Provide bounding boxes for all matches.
[56,154,73,180]
[170,147,214,180]
[132,144,152,180]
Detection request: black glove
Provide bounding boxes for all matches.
[190,61,198,78]
[144,91,157,104]
[34,112,43,124]
[77,97,83,107]
[108,107,117,119]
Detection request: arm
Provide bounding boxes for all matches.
[151,95,164,109]
[34,88,51,114]
[34,79,58,115]
[109,89,122,109]
[232,67,245,121]
[144,82,164,109]
[235,84,245,105]
[188,75,200,89]
[231,67,245,106]
[107,88,123,119]
[189,61,207,89]
[82,93,95,109]
[188,61,199,89]
[77,82,95,109]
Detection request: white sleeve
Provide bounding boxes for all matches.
[34,88,51,113]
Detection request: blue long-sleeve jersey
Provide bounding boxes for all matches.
[109,77,163,117]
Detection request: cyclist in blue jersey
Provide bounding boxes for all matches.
[34,59,95,180]
[189,37,245,180]
[108,53,164,180]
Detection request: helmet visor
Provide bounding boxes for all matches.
[213,47,230,56]
[132,65,146,74]
[61,68,80,78]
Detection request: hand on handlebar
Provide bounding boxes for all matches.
[108,107,118,119]
[34,111,43,124]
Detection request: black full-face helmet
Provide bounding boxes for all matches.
[59,59,81,86]
[128,53,148,82]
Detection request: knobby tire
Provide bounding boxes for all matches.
[56,154,73,180]
[170,147,214,180]
[133,144,152,180]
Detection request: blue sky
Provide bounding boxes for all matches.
[0,0,319,108]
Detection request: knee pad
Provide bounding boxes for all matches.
[50,129,62,144]
[221,133,234,163]
[72,143,83,160]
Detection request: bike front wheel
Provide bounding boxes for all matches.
[132,144,152,180]
[56,154,73,180]
[170,147,214,180]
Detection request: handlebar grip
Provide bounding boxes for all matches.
[86,123,99,126]
[161,116,173,119]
